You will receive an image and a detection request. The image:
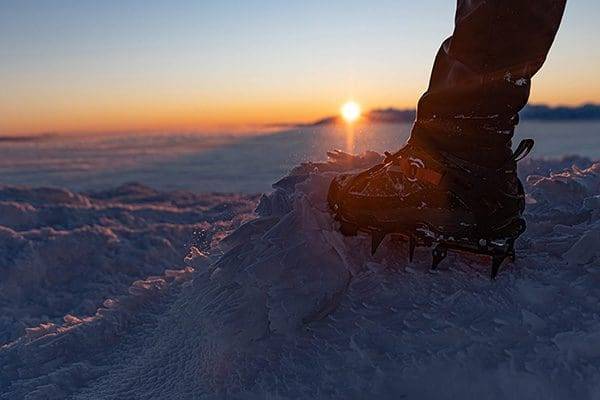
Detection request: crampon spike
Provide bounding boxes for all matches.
[491,254,507,280]
[409,236,416,262]
[431,245,447,270]
[371,231,386,255]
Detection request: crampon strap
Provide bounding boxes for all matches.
[512,139,535,162]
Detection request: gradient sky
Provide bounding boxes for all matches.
[1,1,599,135]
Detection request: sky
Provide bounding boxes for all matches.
[1,0,599,135]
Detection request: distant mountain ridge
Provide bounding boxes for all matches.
[309,103,600,126]
[521,104,600,120]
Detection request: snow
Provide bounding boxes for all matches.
[1,122,599,194]
[0,183,258,345]
[1,153,600,399]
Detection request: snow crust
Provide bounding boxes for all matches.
[1,153,599,399]
[0,183,257,345]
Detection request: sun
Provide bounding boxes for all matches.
[341,101,361,123]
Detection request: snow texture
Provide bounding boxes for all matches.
[1,153,600,399]
[0,183,257,345]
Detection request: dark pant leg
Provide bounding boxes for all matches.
[411,0,567,167]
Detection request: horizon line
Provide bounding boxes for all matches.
[3,102,600,138]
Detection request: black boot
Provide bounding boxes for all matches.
[327,137,534,279]
[327,0,566,278]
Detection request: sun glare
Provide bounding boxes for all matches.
[341,101,361,123]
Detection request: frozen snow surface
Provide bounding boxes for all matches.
[0,184,258,345]
[1,153,600,399]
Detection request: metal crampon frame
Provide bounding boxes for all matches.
[338,218,521,280]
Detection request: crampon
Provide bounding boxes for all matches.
[328,139,535,279]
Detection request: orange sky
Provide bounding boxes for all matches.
[3,67,598,136]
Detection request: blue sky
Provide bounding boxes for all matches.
[1,1,598,134]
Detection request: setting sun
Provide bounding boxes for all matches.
[341,101,361,123]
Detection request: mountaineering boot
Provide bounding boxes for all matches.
[327,137,534,279]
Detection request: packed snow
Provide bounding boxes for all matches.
[1,152,599,399]
[0,184,258,345]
